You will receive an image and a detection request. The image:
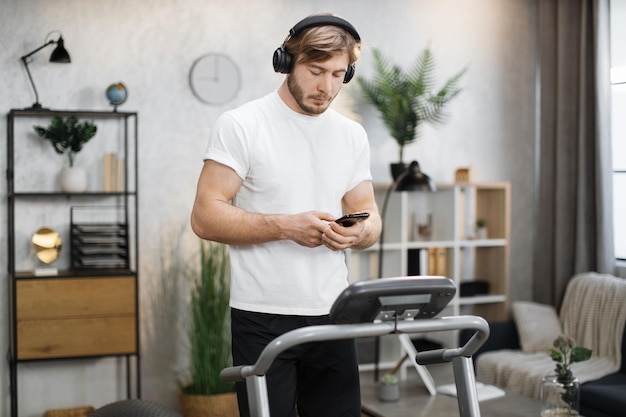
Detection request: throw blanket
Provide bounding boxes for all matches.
[476,272,626,399]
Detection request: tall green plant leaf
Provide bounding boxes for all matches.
[357,47,466,162]
[183,241,233,396]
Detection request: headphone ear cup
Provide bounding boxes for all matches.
[343,64,355,84]
[273,47,293,74]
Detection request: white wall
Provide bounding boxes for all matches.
[0,0,537,415]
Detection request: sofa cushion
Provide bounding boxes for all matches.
[580,373,626,417]
[512,301,562,353]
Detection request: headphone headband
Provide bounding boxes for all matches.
[289,15,361,42]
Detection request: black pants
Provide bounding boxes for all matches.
[231,308,361,417]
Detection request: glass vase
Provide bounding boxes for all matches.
[540,375,580,417]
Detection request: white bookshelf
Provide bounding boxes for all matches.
[348,182,510,369]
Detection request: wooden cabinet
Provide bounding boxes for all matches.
[6,109,140,417]
[16,276,136,360]
[347,182,510,367]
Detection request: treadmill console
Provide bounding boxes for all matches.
[329,276,456,324]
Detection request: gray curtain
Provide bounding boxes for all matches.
[533,0,615,307]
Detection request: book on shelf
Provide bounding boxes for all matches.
[103,152,125,192]
[423,247,447,276]
[408,248,447,276]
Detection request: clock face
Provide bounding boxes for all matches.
[189,53,241,105]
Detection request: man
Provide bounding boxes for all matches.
[191,13,381,417]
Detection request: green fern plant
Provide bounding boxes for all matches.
[33,116,97,167]
[181,241,233,396]
[357,47,466,163]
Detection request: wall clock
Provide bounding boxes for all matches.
[189,53,241,105]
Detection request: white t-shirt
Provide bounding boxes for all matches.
[204,91,372,315]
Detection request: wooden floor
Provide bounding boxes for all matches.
[359,364,542,417]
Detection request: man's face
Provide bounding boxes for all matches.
[287,52,350,116]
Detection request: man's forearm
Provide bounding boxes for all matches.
[191,200,285,245]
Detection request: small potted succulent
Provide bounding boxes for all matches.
[33,115,97,192]
[475,218,488,239]
[378,373,400,402]
[378,354,406,402]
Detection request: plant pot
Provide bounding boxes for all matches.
[378,383,400,402]
[540,375,580,417]
[476,227,488,240]
[179,392,239,417]
[59,166,88,193]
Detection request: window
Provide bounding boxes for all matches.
[611,1,626,260]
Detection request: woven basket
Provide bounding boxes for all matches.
[179,392,238,417]
[44,406,95,417]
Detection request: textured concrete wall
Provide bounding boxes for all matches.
[0,0,537,414]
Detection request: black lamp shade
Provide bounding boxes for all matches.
[49,36,71,63]
[394,160,437,192]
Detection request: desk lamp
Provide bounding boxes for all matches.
[20,32,71,110]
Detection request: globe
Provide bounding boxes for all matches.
[106,82,128,110]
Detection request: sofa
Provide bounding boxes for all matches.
[461,272,626,417]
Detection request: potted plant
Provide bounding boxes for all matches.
[540,335,592,416]
[33,116,97,192]
[357,47,466,180]
[179,241,238,417]
[378,352,407,402]
[378,373,400,402]
[475,218,488,239]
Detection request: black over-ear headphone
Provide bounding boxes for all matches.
[273,15,361,84]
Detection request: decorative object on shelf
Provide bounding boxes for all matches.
[415,212,432,241]
[106,82,128,112]
[179,241,236,417]
[31,227,61,276]
[103,152,124,192]
[459,281,490,297]
[20,30,71,110]
[455,167,472,184]
[33,115,97,192]
[189,53,241,105]
[540,335,592,417]
[70,206,129,270]
[58,166,87,192]
[475,218,488,240]
[357,47,466,180]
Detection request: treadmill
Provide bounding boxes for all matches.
[220,276,490,417]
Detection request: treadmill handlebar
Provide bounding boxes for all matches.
[220,365,247,383]
[220,315,489,383]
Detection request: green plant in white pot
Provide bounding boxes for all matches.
[33,116,97,192]
[357,47,466,180]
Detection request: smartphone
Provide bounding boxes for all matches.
[335,212,370,227]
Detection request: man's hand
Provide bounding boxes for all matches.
[322,219,369,251]
[281,211,336,248]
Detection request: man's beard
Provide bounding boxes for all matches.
[287,74,334,115]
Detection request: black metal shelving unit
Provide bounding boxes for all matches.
[6,109,140,417]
